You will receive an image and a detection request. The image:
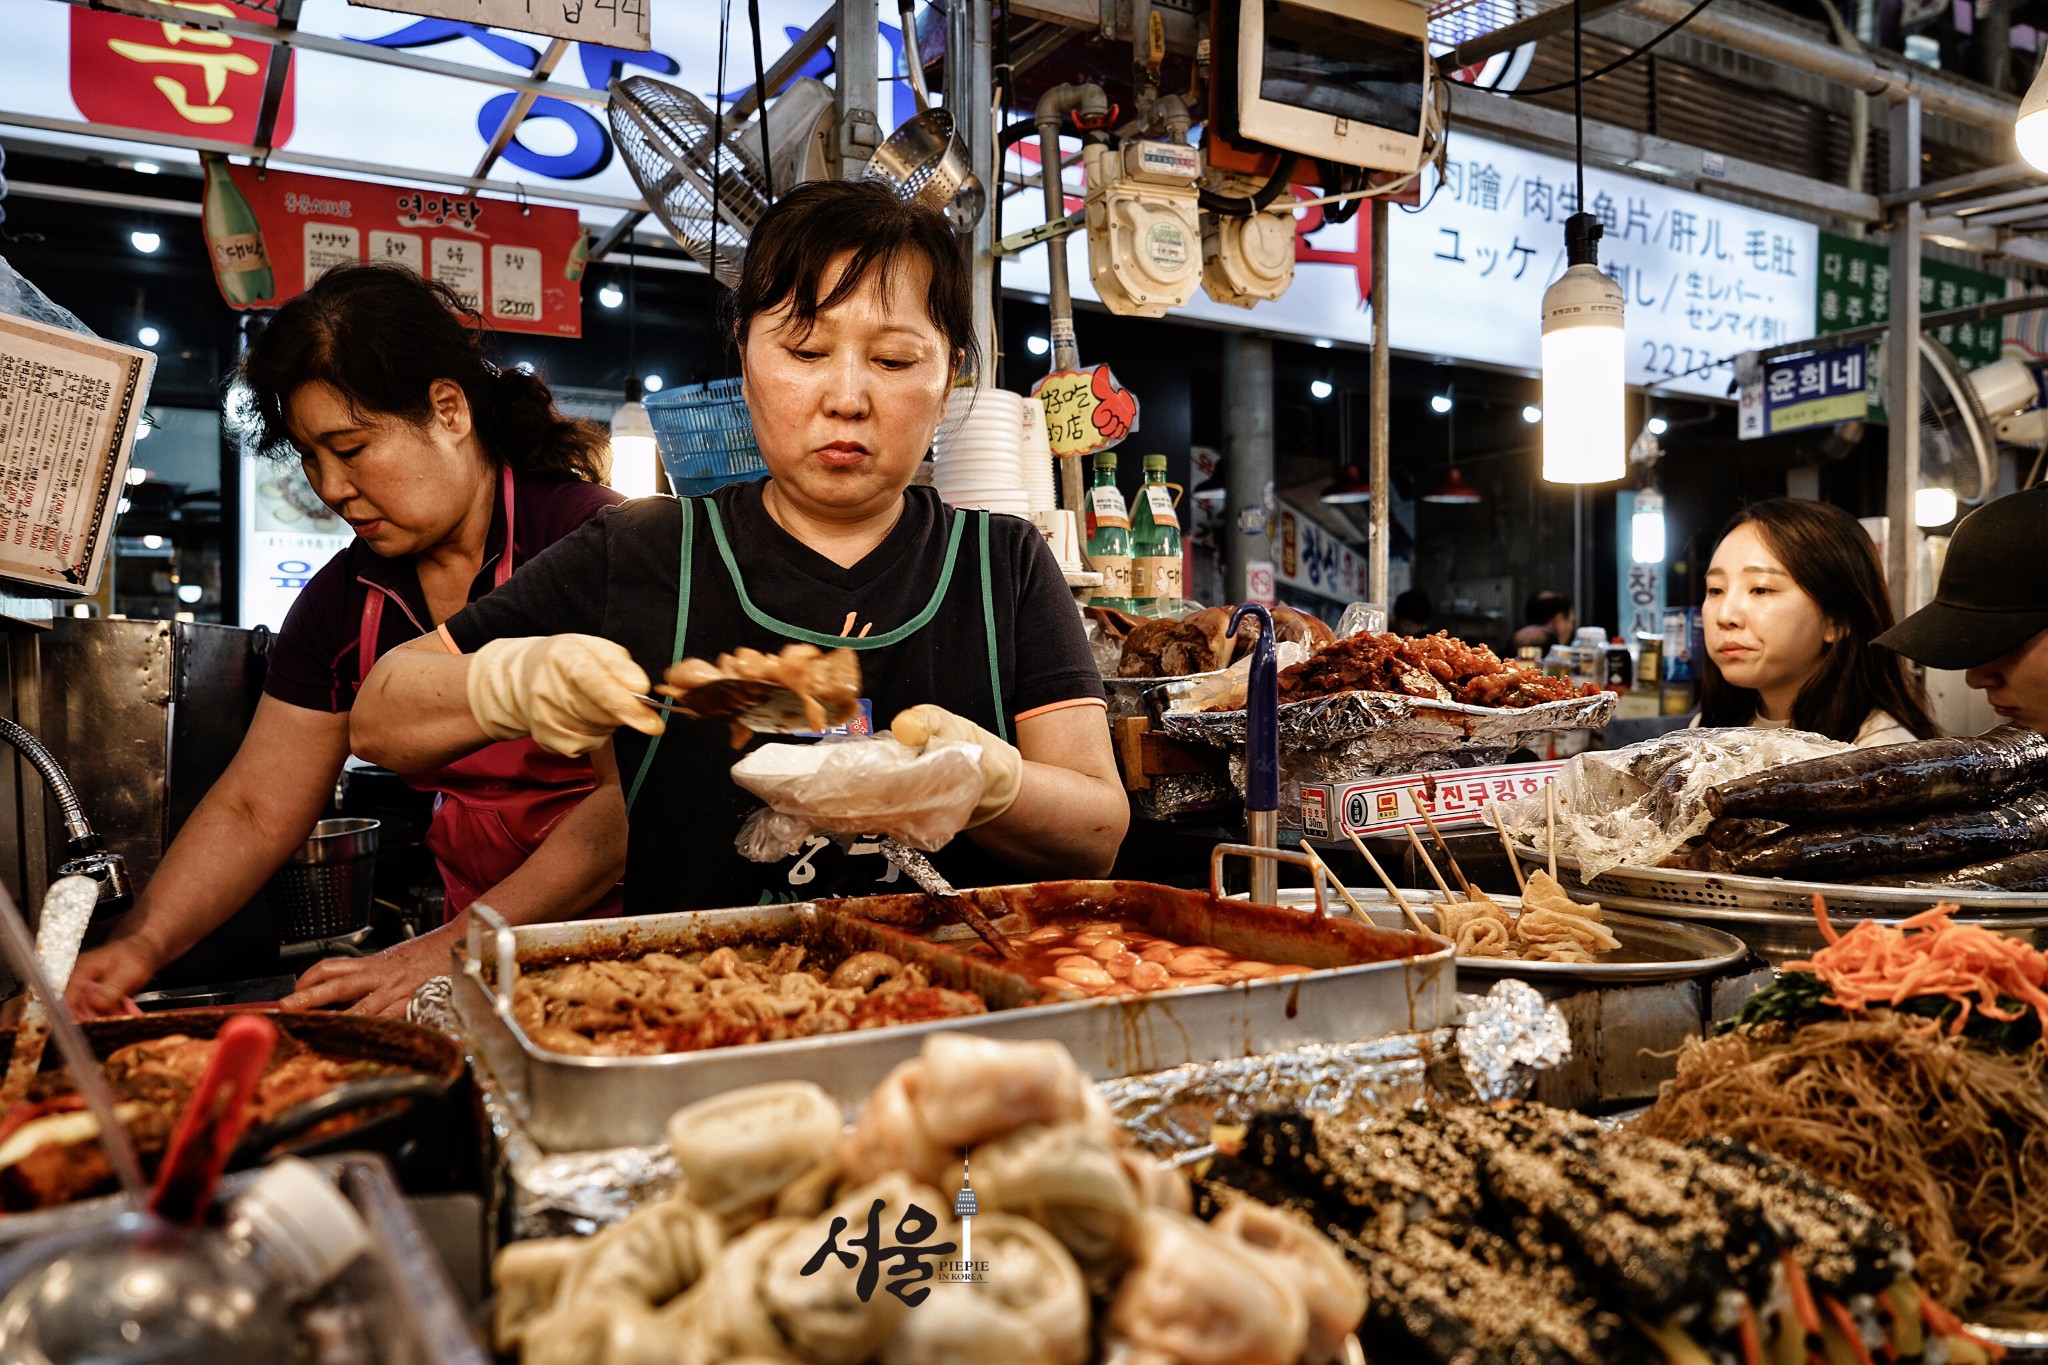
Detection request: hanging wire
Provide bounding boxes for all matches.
[711,0,732,361]
[1507,0,1722,99]
[747,0,772,200]
[1573,0,1585,206]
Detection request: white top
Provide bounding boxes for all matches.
[1689,708,1915,749]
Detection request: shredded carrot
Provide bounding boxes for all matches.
[1916,1286,2008,1362]
[1782,1249,1825,1338]
[1736,1299,1764,1365]
[1823,1296,1879,1365]
[1787,900,2048,1051]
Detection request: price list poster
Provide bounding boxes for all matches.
[202,162,584,335]
[0,315,154,595]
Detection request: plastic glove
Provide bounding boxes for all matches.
[467,635,663,757]
[890,703,1022,827]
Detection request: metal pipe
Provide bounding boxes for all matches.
[1223,335,1274,603]
[1369,198,1391,609]
[1627,0,2019,132]
[1034,82,1109,374]
[948,0,996,382]
[834,0,881,179]
[0,718,92,851]
[1886,99,1924,611]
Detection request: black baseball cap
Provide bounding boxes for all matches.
[1875,485,2048,670]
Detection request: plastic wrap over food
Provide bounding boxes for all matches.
[1455,979,1570,1105]
[730,736,982,853]
[1493,725,1853,881]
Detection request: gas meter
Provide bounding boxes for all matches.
[1201,183,1296,307]
[1084,139,1203,317]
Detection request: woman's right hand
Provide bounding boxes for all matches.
[65,935,157,1018]
[466,634,664,757]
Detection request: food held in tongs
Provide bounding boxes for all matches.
[657,644,860,747]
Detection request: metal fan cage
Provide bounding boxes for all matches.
[1919,335,1996,509]
[609,76,773,290]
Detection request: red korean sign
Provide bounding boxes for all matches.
[1299,762,1565,842]
[201,163,584,336]
[71,1,294,147]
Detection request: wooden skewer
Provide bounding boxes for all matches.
[1301,843,1372,925]
[1545,782,1559,883]
[1344,829,1432,937]
[1409,787,1476,899]
[1488,804,1529,895]
[1402,823,1458,901]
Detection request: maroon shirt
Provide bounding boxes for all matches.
[263,472,623,713]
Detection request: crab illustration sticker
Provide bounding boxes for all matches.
[1030,363,1139,458]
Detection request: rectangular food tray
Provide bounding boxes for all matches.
[453,882,1454,1152]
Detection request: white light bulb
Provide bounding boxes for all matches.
[609,399,662,499]
[176,584,203,604]
[130,231,162,255]
[141,535,164,550]
[598,284,625,309]
[1430,394,1454,415]
[1631,491,1666,564]
[119,498,132,515]
[1915,486,1959,527]
[2021,64,2048,173]
[1025,335,1051,357]
[1310,379,1334,400]
[133,161,161,175]
[1522,405,1543,424]
[644,374,664,393]
[126,466,150,483]
[1647,416,1669,436]
[1314,338,1335,350]
[1540,263,1628,484]
[138,326,161,348]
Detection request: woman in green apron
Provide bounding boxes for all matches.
[351,181,1126,910]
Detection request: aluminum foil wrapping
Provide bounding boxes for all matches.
[1455,978,1572,1104]
[411,977,680,1240]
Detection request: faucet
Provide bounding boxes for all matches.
[0,717,133,920]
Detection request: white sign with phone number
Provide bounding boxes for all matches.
[1300,762,1565,841]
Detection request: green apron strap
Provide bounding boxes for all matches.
[626,500,694,813]
[977,511,1008,742]
[702,500,966,649]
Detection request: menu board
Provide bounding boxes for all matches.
[202,162,584,337]
[0,314,154,596]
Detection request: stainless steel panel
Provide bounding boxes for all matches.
[454,890,1456,1152]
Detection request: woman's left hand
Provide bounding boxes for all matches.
[282,929,457,1018]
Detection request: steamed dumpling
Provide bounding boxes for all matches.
[489,1236,582,1353]
[1213,1200,1366,1362]
[972,1213,1091,1365]
[666,1081,844,1219]
[664,1218,807,1359]
[562,1193,723,1306]
[953,1122,1141,1280]
[880,1284,1058,1365]
[909,1035,1088,1149]
[1108,1209,1308,1365]
[846,1060,953,1187]
[758,1175,938,1364]
[1118,1150,1193,1215]
[523,1288,679,1365]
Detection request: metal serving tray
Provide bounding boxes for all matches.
[452,885,1454,1153]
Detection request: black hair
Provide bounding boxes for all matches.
[729,180,976,379]
[1524,589,1572,627]
[1698,498,1940,742]
[238,263,609,484]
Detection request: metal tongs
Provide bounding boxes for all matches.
[875,839,1022,961]
[637,680,859,737]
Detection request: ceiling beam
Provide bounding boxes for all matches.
[472,38,572,181]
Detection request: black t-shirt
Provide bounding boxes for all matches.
[444,481,1105,911]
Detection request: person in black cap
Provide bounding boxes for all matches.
[1875,485,2048,733]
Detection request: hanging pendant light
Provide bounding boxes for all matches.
[1540,0,1626,485]
[2021,63,2048,172]
[609,377,662,499]
[1422,468,1482,504]
[1321,465,1373,505]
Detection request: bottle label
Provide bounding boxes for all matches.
[210,231,269,273]
[1089,484,1129,529]
[1133,556,1183,601]
[1092,554,1134,599]
[1142,484,1179,528]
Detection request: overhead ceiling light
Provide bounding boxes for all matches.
[514,360,536,374]
[133,160,161,175]
[130,230,162,254]
[1314,338,1335,349]
[141,534,165,549]
[644,374,665,393]
[609,382,662,500]
[1522,404,1543,424]
[1421,468,1482,504]
[176,584,204,604]
[137,326,161,347]
[1310,379,1334,400]
[126,465,150,483]
[598,284,625,309]
[1320,464,1372,504]
[1915,486,1959,528]
[1631,488,1667,563]
[2018,70,2048,172]
[1026,334,1051,357]
[1429,394,1453,415]
[119,498,132,515]
[1541,216,1627,483]
[1647,416,1669,436]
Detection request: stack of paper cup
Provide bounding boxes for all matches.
[1018,396,1057,513]
[932,389,1028,515]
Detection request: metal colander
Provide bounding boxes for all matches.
[608,75,773,290]
[266,817,380,944]
[863,108,985,232]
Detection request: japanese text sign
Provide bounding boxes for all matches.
[348,0,650,50]
[1275,502,1370,603]
[202,163,584,336]
[1737,344,1868,439]
[1030,364,1139,458]
[0,315,155,597]
[1299,763,1564,841]
[70,0,294,146]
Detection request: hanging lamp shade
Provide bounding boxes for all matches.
[1422,467,1482,504]
[1540,214,1627,484]
[609,380,662,500]
[2021,63,2048,172]
[1320,464,1373,505]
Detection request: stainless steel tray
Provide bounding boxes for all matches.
[1516,847,2048,967]
[1258,888,1752,983]
[453,885,1454,1152]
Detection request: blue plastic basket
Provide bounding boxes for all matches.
[646,378,769,496]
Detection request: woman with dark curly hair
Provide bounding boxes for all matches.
[71,264,629,1017]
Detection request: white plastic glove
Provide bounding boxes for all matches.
[467,635,663,757]
[890,703,1023,827]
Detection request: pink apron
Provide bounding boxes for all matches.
[358,466,625,921]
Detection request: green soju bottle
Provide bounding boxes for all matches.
[1129,454,1183,615]
[1084,451,1138,612]
[201,155,274,307]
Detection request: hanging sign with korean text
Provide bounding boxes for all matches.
[1274,502,1371,603]
[1736,344,1868,439]
[1030,364,1139,458]
[347,0,650,51]
[1816,232,2009,370]
[201,162,584,336]
[69,0,294,147]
